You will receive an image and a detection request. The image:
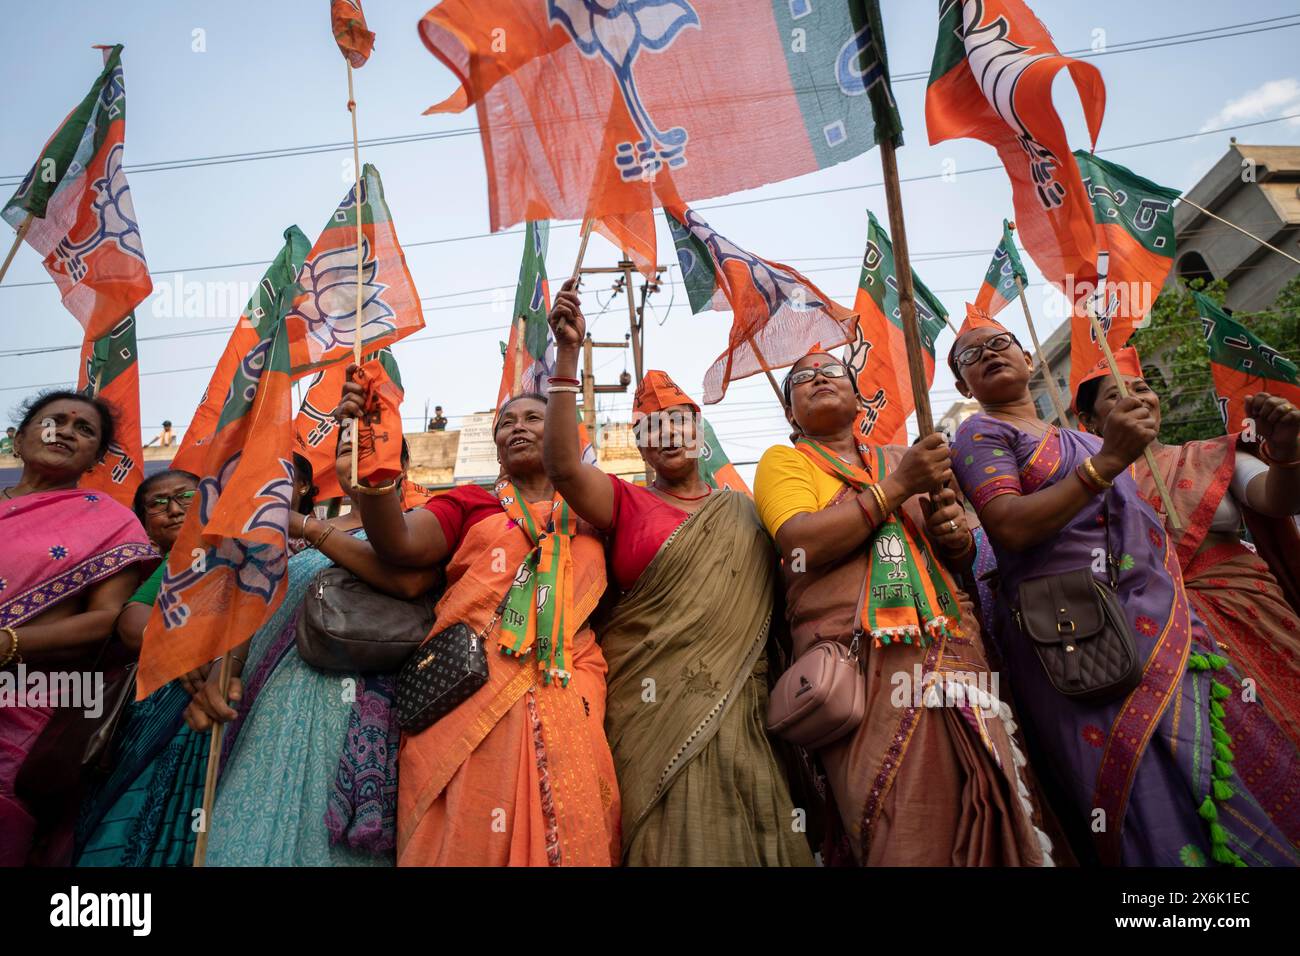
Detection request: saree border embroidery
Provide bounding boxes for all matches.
[0,542,156,628]
[1019,427,1062,495]
[526,688,563,866]
[860,638,945,857]
[1091,535,1193,865]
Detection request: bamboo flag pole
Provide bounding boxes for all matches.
[1083,303,1183,529]
[570,219,595,282]
[0,212,33,285]
[1179,196,1300,266]
[878,138,935,437]
[748,336,788,406]
[192,654,232,867]
[1016,275,1070,426]
[511,313,526,396]
[347,62,364,490]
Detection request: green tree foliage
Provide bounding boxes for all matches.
[1129,275,1300,445]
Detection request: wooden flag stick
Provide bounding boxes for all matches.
[347,62,364,490]
[511,313,526,395]
[748,337,787,406]
[0,212,33,285]
[1179,197,1300,267]
[1013,274,1072,427]
[1083,305,1183,529]
[192,654,232,867]
[878,139,934,436]
[570,219,595,282]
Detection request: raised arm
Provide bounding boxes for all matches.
[542,279,615,529]
[290,513,442,599]
[757,437,952,572]
[965,398,1156,552]
[333,366,452,567]
[1242,393,1300,517]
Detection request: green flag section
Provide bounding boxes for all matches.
[137,295,297,699]
[172,226,311,475]
[498,220,553,407]
[1195,291,1300,435]
[848,210,949,446]
[663,202,856,404]
[285,164,425,377]
[974,219,1028,318]
[3,44,151,339]
[294,347,402,501]
[76,313,143,509]
[1067,152,1181,396]
[695,416,749,495]
[418,0,903,231]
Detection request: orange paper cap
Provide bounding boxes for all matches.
[634,370,700,416]
[1073,346,1143,411]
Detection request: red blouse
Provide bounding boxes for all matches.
[606,474,688,592]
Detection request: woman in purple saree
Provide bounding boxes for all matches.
[0,392,154,865]
[949,322,1300,867]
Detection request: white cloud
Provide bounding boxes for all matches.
[1200,78,1300,133]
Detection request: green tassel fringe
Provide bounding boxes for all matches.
[1212,779,1235,801]
[1212,758,1234,780]
[1210,700,1225,719]
[1198,796,1218,822]
[1210,680,1232,700]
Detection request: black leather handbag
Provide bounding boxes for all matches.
[1014,494,1143,704]
[395,596,506,733]
[295,565,442,674]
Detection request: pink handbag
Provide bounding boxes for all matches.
[766,566,868,750]
[766,638,865,750]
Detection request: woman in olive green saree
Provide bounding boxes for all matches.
[543,285,811,866]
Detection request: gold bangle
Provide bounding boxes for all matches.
[1082,457,1114,490]
[869,482,890,519]
[353,480,398,496]
[313,524,337,550]
[0,626,19,669]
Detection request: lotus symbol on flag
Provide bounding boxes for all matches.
[959,0,1067,210]
[875,533,907,580]
[156,454,291,629]
[548,0,701,181]
[289,235,396,353]
[50,142,147,283]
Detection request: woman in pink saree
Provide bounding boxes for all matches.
[0,392,154,865]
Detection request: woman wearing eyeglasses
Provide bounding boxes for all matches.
[948,310,1300,866]
[1073,346,1300,756]
[753,347,1053,866]
[76,469,203,866]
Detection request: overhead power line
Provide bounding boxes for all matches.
[1,15,1295,184]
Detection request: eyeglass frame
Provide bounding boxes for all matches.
[953,332,1021,369]
[145,489,197,515]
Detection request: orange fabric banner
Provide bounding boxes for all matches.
[331,0,374,68]
[926,0,1105,287]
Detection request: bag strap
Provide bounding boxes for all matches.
[1100,490,1119,589]
[847,557,872,663]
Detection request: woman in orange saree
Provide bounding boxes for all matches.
[336,385,620,866]
[1075,347,1300,754]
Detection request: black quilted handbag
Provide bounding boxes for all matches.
[395,595,506,733]
[1014,493,1143,704]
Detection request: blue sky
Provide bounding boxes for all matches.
[2,0,1298,479]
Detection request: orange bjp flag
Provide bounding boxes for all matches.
[419,0,903,232]
[136,303,297,698]
[664,201,856,405]
[172,227,310,475]
[926,0,1105,288]
[285,164,425,378]
[331,0,374,67]
[77,313,144,509]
